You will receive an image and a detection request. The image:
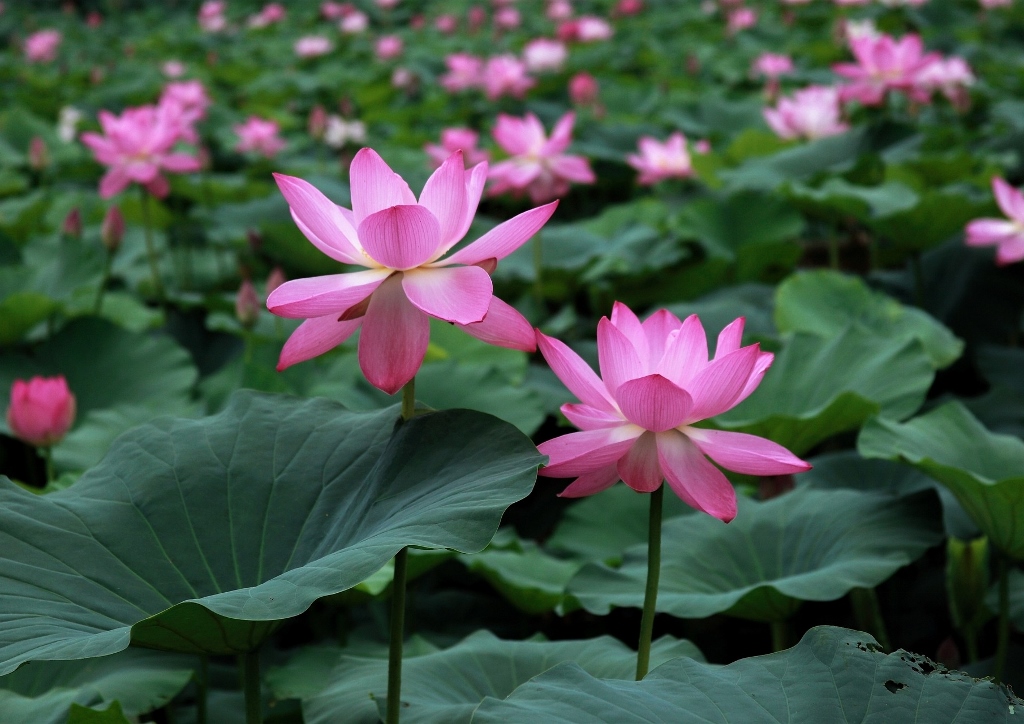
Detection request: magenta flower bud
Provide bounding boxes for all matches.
[6,376,77,447]
[61,208,82,239]
[568,72,599,106]
[29,136,49,171]
[266,266,286,295]
[308,105,327,140]
[101,205,124,252]
[236,279,261,329]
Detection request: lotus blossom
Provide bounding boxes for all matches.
[295,35,333,58]
[727,7,757,34]
[323,116,366,148]
[752,52,793,80]
[523,38,568,73]
[440,53,483,93]
[339,10,369,33]
[833,33,939,106]
[375,35,404,60]
[6,376,76,448]
[916,56,974,108]
[234,117,285,157]
[81,104,201,198]
[160,80,210,142]
[536,304,810,520]
[488,112,594,204]
[435,14,458,33]
[162,60,185,78]
[24,30,61,63]
[248,2,285,28]
[627,133,694,185]
[425,128,490,168]
[559,16,613,42]
[980,0,1012,8]
[547,0,574,19]
[481,55,535,100]
[198,1,227,32]
[266,149,557,393]
[764,85,849,140]
[569,72,599,106]
[494,6,521,28]
[965,178,1024,265]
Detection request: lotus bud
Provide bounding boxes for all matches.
[568,72,598,106]
[6,376,76,447]
[236,279,261,329]
[266,266,286,295]
[101,205,124,253]
[246,228,263,253]
[29,136,48,171]
[308,104,327,140]
[61,208,81,239]
[946,536,991,635]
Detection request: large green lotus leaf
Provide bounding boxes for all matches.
[273,631,701,724]
[0,648,194,724]
[0,392,542,674]
[787,179,920,223]
[470,626,1020,723]
[0,290,58,345]
[717,128,866,190]
[569,488,943,622]
[858,402,1024,559]
[675,191,805,262]
[713,327,934,455]
[868,188,990,255]
[774,270,963,369]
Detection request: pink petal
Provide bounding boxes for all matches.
[715,318,745,359]
[541,112,575,156]
[401,265,492,325]
[686,428,810,475]
[965,219,1020,247]
[538,426,642,477]
[277,314,362,370]
[657,314,708,389]
[349,148,416,224]
[641,309,683,363]
[557,465,620,498]
[357,274,430,394]
[451,162,489,248]
[145,175,170,199]
[266,269,391,319]
[733,351,774,409]
[536,332,616,411]
[274,174,364,265]
[161,153,201,173]
[358,205,441,270]
[549,155,595,184]
[996,239,1024,265]
[615,374,694,432]
[597,317,645,396]
[443,201,559,266]
[457,296,536,351]
[562,403,624,430]
[992,178,1024,223]
[610,302,649,370]
[617,432,663,493]
[656,430,737,522]
[686,344,760,422]
[418,151,468,248]
[98,167,131,198]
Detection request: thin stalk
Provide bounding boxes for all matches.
[401,378,416,421]
[636,484,664,680]
[41,446,54,486]
[849,587,891,651]
[994,555,1010,681]
[910,252,925,308]
[242,650,261,724]
[532,233,544,308]
[770,620,790,653]
[140,190,166,302]
[93,251,113,315]
[196,654,208,724]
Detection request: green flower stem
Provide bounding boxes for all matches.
[41,446,54,486]
[242,650,261,724]
[994,554,1010,682]
[849,587,891,651]
[770,620,791,653]
[532,233,544,308]
[140,190,166,302]
[386,377,416,723]
[196,654,208,724]
[636,483,664,680]
[93,250,113,315]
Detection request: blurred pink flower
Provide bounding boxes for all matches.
[236,279,261,328]
[494,6,521,28]
[440,53,483,92]
[833,33,939,106]
[965,178,1024,265]
[482,55,535,100]
[627,132,694,185]
[198,1,227,32]
[523,38,568,73]
[7,376,76,448]
[234,117,285,157]
[568,71,599,105]
[916,56,974,108]
[468,5,488,31]
[435,13,458,33]
[727,7,757,34]
[489,112,595,203]
[162,60,186,78]
[295,36,333,57]
[248,2,285,28]
[425,128,490,168]
[375,35,404,60]
[160,80,210,142]
[376,0,400,8]
[752,52,793,79]
[547,0,574,19]
[339,10,369,33]
[980,0,1012,7]
[24,30,61,63]
[267,149,556,392]
[321,2,352,19]
[559,15,614,42]
[81,104,201,198]
[615,0,644,14]
[764,85,849,140]
[536,305,809,518]
[266,267,286,295]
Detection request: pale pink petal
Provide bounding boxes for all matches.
[732,351,774,408]
[597,317,645,396]
[657,314,708,389]
[541,112,575,156]
[291,209,365,265]
[456,295,536,351]
[715,317,746,359]
[160,153,201,173]
[144,175,170,199]
[98,167,131,198]
[539,426,643,477]
[610,302,649,370]
[443,201,558,266]
[418,151,468,247]
[617,432,663,493]
[277,314,362,370]
[358,205,441,270]
[357,274,429,394]
[685,344,761,422]
[686,428,811,475]
[454,162,489,242]
[401,265,491,324]
[641,309,683,363]
[274,174,364,265]
[349,148,416,224]
[992,178,1024,223]
[656,430,737,522]
[965,219,1021,247]
[266,269,391,319]
[537,332,616,410]
[557,465,619,498]
[549,155,595,183]
[561,403,624,430]
[615,374,694,432]
[996,239,1024,265]
[492,114,535,155]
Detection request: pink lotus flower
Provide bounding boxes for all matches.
[547,0,574,19]
[488,112,595,204]
[523,38,568,73]
[375,35,404,60]
[248,2,285,28]
[916,56,974,108]
[162,60,186,78]
[980,0,1012,8]
[563,15,614,42]
[440,53,483,92]
[24,30,61,63]
[81,104,201,198]
[295,35,333,58]
[752,52,793,80]
[339,10,369,33]
[833,33,940,106]
[494,6,521,29]
[267,149,557,393]
[627,133,694,185]
[234,117,285,157]
[764,85,849,141]
[425,128,490,168]
[536,305,810,520]
[727,7,757,34]
[435,13,458,33]
[965,178,1024,265]
[482,55,535,100]
[568,71,599,106]
[236,279,261,328]
[321,1,351,19]
[6,376,76,447]
[160,80,210,142]
[198,1,227,32]
[615,0,644,14]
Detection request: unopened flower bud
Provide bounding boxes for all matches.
[266,266,286,295]
[101,205,124,253]
[29,136,48,171]
[235,279,261,329]
[6,376,76,447]
[61,207,81,239]
[246,228,263,253]
[947,536,991,634]
[308,105,327,140]
[569,72,598,106]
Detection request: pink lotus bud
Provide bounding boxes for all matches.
[101,206,124,252]
[468,5,487,30]
[236,279,261,329]
[568,72,598,106]
[86,11,102,27]
[435,14,458,33]
[61,208,81,239]
[615,0,643,15]
[6,376,76,447]
[375,35,404,61]
[410,14,425,29]
[247,228,263,252]
[494,7,520,29]
[308,105,328,139]
[29,136,48,171]
[266,266,286,295]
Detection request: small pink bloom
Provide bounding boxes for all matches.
[536,305,810,520]
[392,67,415,89]
[375,35,404,61]
[468,5,488,30]
[965,177,1024,265]
[727,7,757,34]
[482,55,535,100]
[833,33,940,106]
[488,111,595,204]
[435,13,458,33]
[568,72,599,106]
[29,136,48,171]
[236,279,261,328]
[915,56,974,108]
[62,208,81,239]
[615,0,644,14]
[101,205,124,252]
[295,35,333,57]
[339,10,369,33]
[160,80,210,142]
[267,149,557,392]
[198,1,227,32]
[376,0,400,8]
[980,0,1012,7]
[321,1,352,19]
[234,117,285,158]
[266,267,286,295]
[309,105,328,139]
[560,15,614,42]
[7,376,76,447]
[425,128,490,168]
[440,53,484,92]
[752,52,793,79]
[24,29,61,63]
[547,0,574,19]
[86,11,102,27]
[627,132,694,185]
[81,104,201,199]
[763,85,849,140]
[248,2,285,28]
[162,60,186,78]
[523,38,568,73]
[494,6,521,28]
